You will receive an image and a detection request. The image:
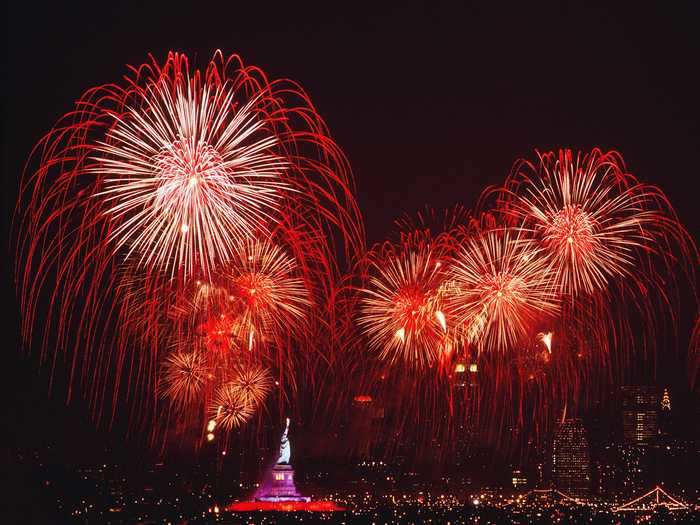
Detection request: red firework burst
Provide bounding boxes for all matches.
[359,237,451,369]
[490,149,694,297]
[447,228,560,354]
[227,363,274,408]
[159,350,210,410]
[224,238,311,349]
[210,382,255,431]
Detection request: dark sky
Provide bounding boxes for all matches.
[2,2,699,460]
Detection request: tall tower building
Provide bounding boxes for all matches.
[350,394,384,459]
[552,418,590,496]
[452,361,479,482]
[660,388,671,411]
[619,386,660,495]
[621,386,658,445]
[658,387,673,438]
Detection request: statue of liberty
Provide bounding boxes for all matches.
[253,417,310,503]
[276,417,291,464]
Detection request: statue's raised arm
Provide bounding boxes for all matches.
[277,417,291,464]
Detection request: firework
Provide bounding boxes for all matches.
[691,315,700,389]
[490,149,693,297]
[95,82,289,278]
[14,51,364,437]
[210,382,255,431]
[159,351,209,409]
[169,280,229,320]
[200,313,240,353]
[228,363,274,408]
[224,238,311,348]
[359,240,450,368]
[15,45,696,466]
[538,331,553,353]
[447,229,559,353]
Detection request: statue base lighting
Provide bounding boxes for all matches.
[254,464,310,503]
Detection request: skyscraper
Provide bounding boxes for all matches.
[621,386,658,445]
[350,394,384,459]
[658,387,673,438]
[552,418,590,496]
[619,386,660,495]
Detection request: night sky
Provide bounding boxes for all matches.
[2,2,699,464]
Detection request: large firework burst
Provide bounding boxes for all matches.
[447,229,560,353]
[95,81,289,278]
[359,240,451,368]
[491,149,693,296]
[224,238,311,348]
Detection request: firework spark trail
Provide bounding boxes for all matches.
[538,331,553,353]
[690,316,700,389]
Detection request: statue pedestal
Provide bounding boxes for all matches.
[254,464,311,502]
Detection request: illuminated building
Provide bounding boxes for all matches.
[593,454,617,496]
[660,388,671,411]
[350,394,385,459]
[618,386,659,495]
[511,469,528,488]
[619,444,644,495]
[658,387,673,439]
[621,386,658,446]
[552,419,590,496]
[452,361,480,482]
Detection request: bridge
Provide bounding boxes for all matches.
[613,486,688,512]
[525,488,585,505]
